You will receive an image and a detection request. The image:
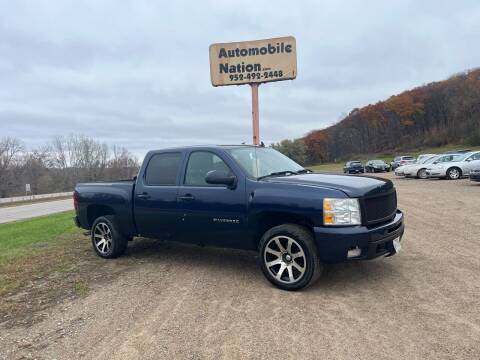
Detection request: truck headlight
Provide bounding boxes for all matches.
[323,198,361,226]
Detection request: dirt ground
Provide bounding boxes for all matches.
[1,174,479,360]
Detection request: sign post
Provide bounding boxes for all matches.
[209,36,297,145]
[251,83,260,145]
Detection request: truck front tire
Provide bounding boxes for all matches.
[91,216,128,258]
[259,224,322,291]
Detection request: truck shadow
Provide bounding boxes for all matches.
[124,238,400,291]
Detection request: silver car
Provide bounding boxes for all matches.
[402,155,439,179]
[395,154,436,177]
[426,151,480,180]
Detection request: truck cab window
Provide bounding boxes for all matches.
[145,152,182,185]
[185,151,230,186]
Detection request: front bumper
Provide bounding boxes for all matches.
[348,168,364,173]
[313,210,404,263]
[470,172,480,182]
[403,169,416,177]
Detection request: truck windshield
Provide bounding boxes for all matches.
[227,147,305,179]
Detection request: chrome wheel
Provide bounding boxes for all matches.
[448,168,460,180]
[93,222,112,255]
[418,169,427,179]
[263,235,306,284]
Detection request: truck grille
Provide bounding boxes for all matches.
[363,191,397,225]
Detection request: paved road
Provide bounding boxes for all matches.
[0,199,73,224]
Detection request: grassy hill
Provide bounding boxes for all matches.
[302,68,480,164]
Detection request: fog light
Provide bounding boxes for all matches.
[347,247,362,258]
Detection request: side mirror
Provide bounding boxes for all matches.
[465,158,472,162]
[205,170,237,188]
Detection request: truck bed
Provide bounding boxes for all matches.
[74,180,137,236]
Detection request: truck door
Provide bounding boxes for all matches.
[134,151,183,238]
[177,150,248,248]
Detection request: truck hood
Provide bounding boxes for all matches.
[262,173,393,198]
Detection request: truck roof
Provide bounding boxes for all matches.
[148,144,258,152]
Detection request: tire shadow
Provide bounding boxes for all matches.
[124,237,400,292]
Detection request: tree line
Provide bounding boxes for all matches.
[0,135,140,198]
[273,68,480,165]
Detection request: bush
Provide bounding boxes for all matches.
[271,139,307,165]
[465,129,480,146]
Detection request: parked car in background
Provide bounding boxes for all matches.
[470,168,480,182]
[390,156,415,170]
[426,151,480,180]
[402,155,440,179]
[416,154,437,163]
[365,160,390,173]
[394,154,435,177]
[343,161,364,174]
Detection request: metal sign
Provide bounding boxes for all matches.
[25,184,31,192]
[209,36,297,87]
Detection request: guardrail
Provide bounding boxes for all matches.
[0,192,72,204]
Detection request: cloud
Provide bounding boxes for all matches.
[1,0,479,157]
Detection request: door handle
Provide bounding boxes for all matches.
[137,192,150,199]
[178,194,195,201]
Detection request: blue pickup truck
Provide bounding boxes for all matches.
[74,145,404,290]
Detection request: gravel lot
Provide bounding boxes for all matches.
[1,174,479,360]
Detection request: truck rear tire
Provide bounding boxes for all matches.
[259,224,322,291]
[91,216,128,258]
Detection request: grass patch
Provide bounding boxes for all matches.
[73,280,89,297]
[309,163,343,172]
[0,211,77,264]
[0,211,133,328]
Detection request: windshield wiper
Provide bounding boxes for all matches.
[258,170,300,180]
[297,168,313,174]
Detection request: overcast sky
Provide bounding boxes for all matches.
[1,0,479,157]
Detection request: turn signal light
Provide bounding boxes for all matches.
[324,212,334,225]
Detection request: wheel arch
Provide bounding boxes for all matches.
[87,204,115,228]
[253,211,315,250]
[416,168,427,178]
[447,166,463,178]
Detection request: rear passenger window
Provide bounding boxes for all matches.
[145,153,182,185]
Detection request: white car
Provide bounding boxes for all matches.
[395,154,436,177]
[426,151,480,180]
[401,154,439,178]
